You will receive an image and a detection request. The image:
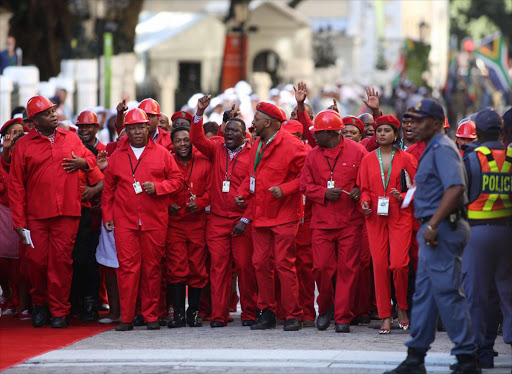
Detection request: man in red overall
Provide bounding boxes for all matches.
[102,108,183,331]
[9,95,97,328]
[166,126,211,328]
[189,95,258,327]
[235,102,308,331]
[300,110,367,333]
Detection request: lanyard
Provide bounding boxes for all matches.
[128,154,144,182]
[182,154,195,198]
[324,154,340,181]
[254,131,279,173]
[225,149,241,181]
[377,148,395,195]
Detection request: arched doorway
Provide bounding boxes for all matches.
[253,50,280,87]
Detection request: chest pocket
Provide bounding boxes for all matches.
[338,160,360,183]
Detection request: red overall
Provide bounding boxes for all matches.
[238,130,308,320]
[357,149,417,318]
[166,150,211,289]
[9,128,96,316]
[300,137,368,323]
[102,137,183,323]
[189,116,257,324]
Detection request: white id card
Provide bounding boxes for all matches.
[377,196,390,216]
[401,186,416,209]
[327,180,335,189]
[250,176,256,193]
[222,180,231,193]
[133,181,143,194]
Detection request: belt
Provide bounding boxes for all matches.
[418,208,467,225]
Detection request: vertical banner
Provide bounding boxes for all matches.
[103,32,113,108]
[221,33,247,91]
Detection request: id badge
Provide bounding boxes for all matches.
[222,180,231,193]
[133,181,143,194]
[250,176,255,194]
[327,180,335,189]
[377,196,390,216]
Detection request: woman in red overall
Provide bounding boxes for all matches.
[357,115,417,334]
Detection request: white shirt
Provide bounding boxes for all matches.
[130,145,145,160]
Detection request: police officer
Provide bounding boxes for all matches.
[385,99,480,374]
[461,108,512,369]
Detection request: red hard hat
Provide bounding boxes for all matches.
[455,119,477,139]
[26,95,56,119]
[76,110,99,126]
[444,116,450,129]
[138,98,161,116]
[310,110,343,132]
[124,108,149,125]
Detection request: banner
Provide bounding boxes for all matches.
[104,32,113,108]
[221,33,247,91]
[474,33,511,95]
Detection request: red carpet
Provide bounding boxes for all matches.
[0,316,113,371]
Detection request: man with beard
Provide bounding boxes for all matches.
[102,108,182,331]
[189,95,258,328]
[9,96,96,328]
[235,102,308,331]
[166,126,211,329]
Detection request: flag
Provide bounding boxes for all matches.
[474,33,511,94]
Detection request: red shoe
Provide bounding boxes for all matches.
[379,328,391,334]
[398,321,410,330]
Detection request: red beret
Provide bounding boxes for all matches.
[376,115,401,130]
[1,117,23,136]
[256,102,286,122]
[281,119,303,135]
[171,111,193,123]
[342,116,365,135]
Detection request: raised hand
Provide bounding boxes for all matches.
[362,87,380,112]
[196,95,211,116]
[116,100,128,114]
[294,81,308,104]
[97,150,108,171]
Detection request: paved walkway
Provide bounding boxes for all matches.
[6,316,512,373]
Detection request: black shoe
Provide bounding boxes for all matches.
[210,320,225,328]
[168,284,187,328]
[32,305,50,328]
[79,297,99,322]
[167,310,186,328]
[146,321,160,330]
[51,316,68,328]
[250,309,276,330]
[316,312,331,331]
[451,354,481,374]
[335,323,350,333]
[158,317,167,326]
[133,314,145,326]
[186,309,202,327]
[115,322,134,331]
[187,287,203,327]
[383,348,426,374]
[242,320,256,327]
[283,318,302,331]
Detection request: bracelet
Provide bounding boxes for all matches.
[425,225,437,232]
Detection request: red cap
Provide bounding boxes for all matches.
[256,102,286,122]
[456,120,477,139]
[124,108,149,125]
[26,95,56,119]
[138,98,161,116]
[342,116,365,135]
[171,111,193,123]
[376,115,401,130]
[1,117,23,136]
[76,110,99,126]
[310,109,343,132]
[281,120,303,135]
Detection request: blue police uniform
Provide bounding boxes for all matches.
[461,110,512,367]
[406,131,477,356]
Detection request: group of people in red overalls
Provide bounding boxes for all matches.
[0,82,453,334]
